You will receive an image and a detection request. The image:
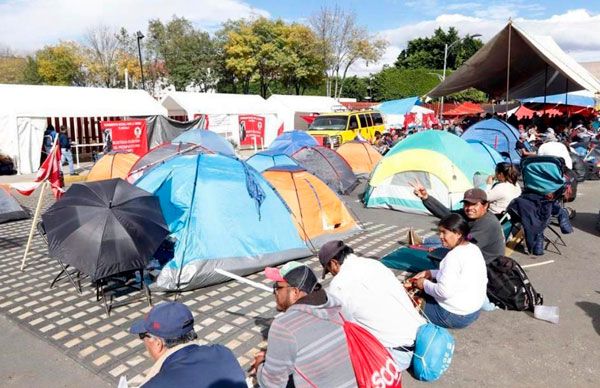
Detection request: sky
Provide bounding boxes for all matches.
[1,0,599,77]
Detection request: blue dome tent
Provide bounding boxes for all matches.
[462,118,521,164]
[246,149,299,173]
[135,153,311,290]
[268,130,318,154]
[172,129,236,156]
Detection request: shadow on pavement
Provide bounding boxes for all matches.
[569,212,600,236]
[575,298,600,336]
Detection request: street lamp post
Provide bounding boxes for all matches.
[439,34,481,122]
[136,31,145,90]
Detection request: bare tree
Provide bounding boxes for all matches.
[84,24,120,87]
[309,5,387,98]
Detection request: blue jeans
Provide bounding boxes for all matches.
[389,347,413,371]
[423,296,480,329]
[423,236,443,249]
[60,148,75,174]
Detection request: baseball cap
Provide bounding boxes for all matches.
[318,240,351,279]
[130,302,194,340]
[264,261,318,294]
[461,188,487,204]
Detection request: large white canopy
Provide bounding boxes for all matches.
[266,94,346,131]
[428,23,600,99]
[161,92,281,147]
[0,84,167,174]
[161,92,277,117]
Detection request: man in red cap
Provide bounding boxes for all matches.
[250,261,355,388]
[412,184,504,264]
[129,302,246,388]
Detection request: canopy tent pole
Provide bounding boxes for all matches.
[565,79,570,117]
[505,20,512,115]
[543,64,548,115]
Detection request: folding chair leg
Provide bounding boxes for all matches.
[546,226,567,247]
[505,228,525,257]
[51,262,83,295]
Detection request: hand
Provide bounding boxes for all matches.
[486,175,494,185]
[413,277,426,290]
[248,350,266,376]
[409,180,429,200]
[412,270,431,280]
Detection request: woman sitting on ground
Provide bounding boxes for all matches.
[406,214,487,329]
[485,162,522,218]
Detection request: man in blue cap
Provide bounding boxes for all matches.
[130,302,246,388]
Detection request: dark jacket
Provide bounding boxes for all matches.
[506,193,552,253]
[422,196,505,264]
[58,132,71,150]
[143,344,246,388]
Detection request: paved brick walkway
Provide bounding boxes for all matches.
[0,189,427,386]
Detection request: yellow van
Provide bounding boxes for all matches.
[307,110,385,147]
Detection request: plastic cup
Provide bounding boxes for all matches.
[534,305,559,324]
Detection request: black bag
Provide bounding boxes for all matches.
[585,163,600,181]
[486,256,543,311]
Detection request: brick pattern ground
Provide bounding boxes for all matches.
[0,190,430,386]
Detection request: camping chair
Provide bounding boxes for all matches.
[95,269,152,316]
[514,156,570,255]
[37,220,84,294]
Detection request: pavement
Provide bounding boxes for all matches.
[0,170,599,387]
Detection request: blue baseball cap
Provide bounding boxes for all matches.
[130,302,194,340]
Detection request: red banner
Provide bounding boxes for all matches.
[239,115,265,147]
[101,120,148,156]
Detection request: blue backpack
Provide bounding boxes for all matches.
[412,323,455,381]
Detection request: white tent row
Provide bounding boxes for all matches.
[0,84,167,174]
[266,94,346,131]
[161,92,282,147]
[428,22,600,99]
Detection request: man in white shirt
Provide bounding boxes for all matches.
[318,240,426,371]
[537,140,573,169]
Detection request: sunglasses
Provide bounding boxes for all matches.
[138,332,151,340]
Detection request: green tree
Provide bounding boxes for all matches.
[83,24,120,87]
[146,16,216,91]
[395,27,482,70]
[339,76,369,100]
[279,23,325,95]
[372,67,441,100]
[36,42,85,85]
[22,56,43,84]
[0,56,26,84]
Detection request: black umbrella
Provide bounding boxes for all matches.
[41,178,170,281]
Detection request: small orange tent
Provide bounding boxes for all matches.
[337,141,382,176]
[87,152,140,182]
[263,166,361,246]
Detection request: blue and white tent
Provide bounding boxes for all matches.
[246,150,299,173]
[268,130,318,154]
[462,118,521,164]
[135,153,311,290]
[172,129,236,156]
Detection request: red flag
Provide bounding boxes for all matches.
[11,143,64,199]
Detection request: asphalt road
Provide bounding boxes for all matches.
[0,172,599,387]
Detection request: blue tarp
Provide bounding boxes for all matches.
[172,129,236,156]
[521,92,595,108]
[377,97,420,115]
[246,150,299,173]
[268,131,318,155]
[135,153,310,290]
[462,118,521,164]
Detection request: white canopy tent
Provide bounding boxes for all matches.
[266,94,346,131]
[384,105,435,128]
[161,92,282,147]
[0,84,167,174]
[428,22,600,99]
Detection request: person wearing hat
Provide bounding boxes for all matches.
[537,139,573,169]
[319,240,425,370]
[406,214,487,329]
[411,182,504,265]
[129,302,246,388]
[250,261,355,388]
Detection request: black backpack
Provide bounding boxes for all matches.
[486,256,543,312]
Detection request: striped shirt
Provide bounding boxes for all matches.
[257,289,356,388]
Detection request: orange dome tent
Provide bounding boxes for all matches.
[87,152,140,182]
[337,141,382,176]
[263,166,361,246]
